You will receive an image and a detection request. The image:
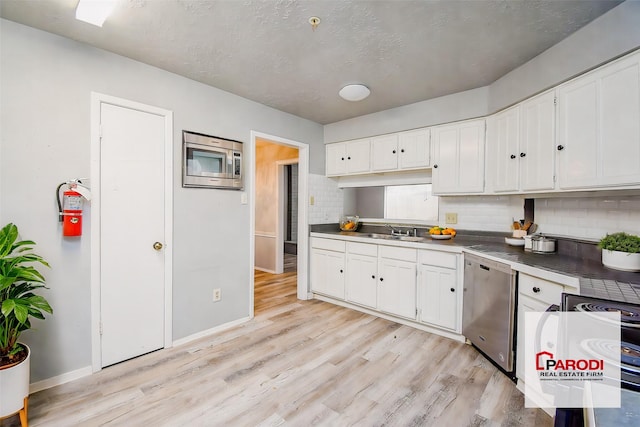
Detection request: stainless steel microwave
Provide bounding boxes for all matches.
[182,131,243,189]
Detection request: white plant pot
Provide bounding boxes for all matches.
[602,250,640,272]
[0,344,30,418]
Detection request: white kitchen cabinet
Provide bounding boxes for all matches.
[432,119,485,194]
[376,246,417,319]
[417,250,460,331]
[515,273,565,383]
[325,138,371,176]
[310,238,345,299]
[486,90,556,194]
[557,50,640,189]
[398,128,430,169]
[371,134,399,171]
[345,242,378,309]
[519,90,556,191]
[370,128,430,172]
[486,105,520,192]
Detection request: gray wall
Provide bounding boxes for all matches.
[324,1,640,143]
[0,19,323,382]
[488,0,640,112]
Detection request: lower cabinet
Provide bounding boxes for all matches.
[515,272,567,383]
[345,242,378,309]
[417,250,460,332]
[311,236,464,334]
[377,248,418,319]
[310,238,345,299]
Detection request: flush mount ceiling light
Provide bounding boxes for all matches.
[75,0,118,27]
[339,84,371,102]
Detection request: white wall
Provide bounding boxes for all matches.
[0,19,323,383]
[438,195,525,233]
[308,174,345,224]
[324,87,489,143]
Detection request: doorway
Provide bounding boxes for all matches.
[250,131,310,317]
[90,93,173,370]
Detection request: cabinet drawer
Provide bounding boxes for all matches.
[519,273,563,305]
[346,242,377,257]
[379,245,417,262]
[311,237,345,252]
[418,250,457,269]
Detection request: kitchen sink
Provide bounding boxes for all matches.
[364,233,427,242]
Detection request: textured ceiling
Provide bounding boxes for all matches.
[0,0,623,124]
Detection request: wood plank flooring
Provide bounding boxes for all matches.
[2,255,552,426]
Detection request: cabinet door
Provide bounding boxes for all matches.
[345,138,371,174]
[458,120,486,192]
[558,52,640,189]
[432,124,459,194]
[325,143,346,176]
[418,265,458,331]
[557,76,600,189]
[516,294,555,381]
[487,106,520,192]
[599,55,640,186]
[377,258,416,319]
[398,128,430,169]
[371,134,399,172]
[310,248,345,299]
[345,253,378,308]
[519,90,556,191]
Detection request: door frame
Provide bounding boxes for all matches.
[90,92,174,372]
[276,158,299,274]
[250,131,310,316]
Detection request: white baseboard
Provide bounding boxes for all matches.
[254,266,277,274]
[172,316,252,347]
[30,365,93,393]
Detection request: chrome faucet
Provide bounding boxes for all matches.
[385,224,408,236]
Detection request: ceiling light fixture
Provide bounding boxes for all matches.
[339,84,371,102]
[75,0,119,27]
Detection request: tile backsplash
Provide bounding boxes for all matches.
[309,174,344,224]
[535,195,640,241]
[438,195,525,232]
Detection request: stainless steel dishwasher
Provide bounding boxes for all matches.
[462,253,517,376]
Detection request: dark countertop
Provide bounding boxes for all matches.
[310,224,640,303]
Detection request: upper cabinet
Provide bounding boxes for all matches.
[486,90,556,193]
[325,138,371,176]
[432,119,485,194]
[557,51,640,190]
[327,127,430,177]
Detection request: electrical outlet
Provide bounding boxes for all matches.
[310,196,315,205]
[445,213,458,224]
[213,288,221,302]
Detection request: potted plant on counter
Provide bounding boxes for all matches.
[0,223,52,424]
[598,232,640,272]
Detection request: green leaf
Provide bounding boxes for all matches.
[1,299,16,316]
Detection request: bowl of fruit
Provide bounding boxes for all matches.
[339,215,360,231]
[428,226,456,240]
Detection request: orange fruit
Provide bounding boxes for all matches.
[432,229,441,235]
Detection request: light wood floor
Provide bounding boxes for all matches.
[2,254,551,426]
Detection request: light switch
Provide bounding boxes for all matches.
[240,192,248,204]
[310,196,315,205]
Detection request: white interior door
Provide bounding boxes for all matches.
[99,102,167,367]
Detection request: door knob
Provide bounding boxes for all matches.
[153,242,163,251]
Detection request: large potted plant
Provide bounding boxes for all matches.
[0,223,52,423]
[598,232,640,272]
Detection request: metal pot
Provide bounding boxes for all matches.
[531,235,556,253]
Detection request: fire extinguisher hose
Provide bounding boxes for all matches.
[56,182,65,222]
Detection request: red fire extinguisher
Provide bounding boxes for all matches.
[57,181,91,237]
